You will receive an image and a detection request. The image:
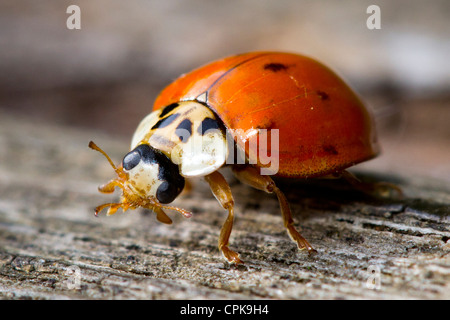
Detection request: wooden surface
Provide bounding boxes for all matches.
[1,0,449,302]
[0,109,449,300]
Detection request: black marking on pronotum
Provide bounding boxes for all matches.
[316,90,329,100]
[263,63,288,72]
[175,119,193,143]
[151,113,180,130]
[198,117,220,135]
[159,103,179,118]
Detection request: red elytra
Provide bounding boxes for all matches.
[153,51,379,178]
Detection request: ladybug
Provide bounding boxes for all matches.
[89,51,385,264]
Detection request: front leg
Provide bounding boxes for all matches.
[232,165,316,254]
[204,171,242,264]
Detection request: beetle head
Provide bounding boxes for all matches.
[88,141,192,222]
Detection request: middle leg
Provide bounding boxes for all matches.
[232,165,316,254]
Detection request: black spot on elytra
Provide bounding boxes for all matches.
[159,103,179,118]
[175,119,193,143]
[151,113,180,130]
[198,117,220,135]
[263,63,288,72]
[323,145,338,155]
[316,90,329,100]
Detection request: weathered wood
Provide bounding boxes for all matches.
[0,110,449,300]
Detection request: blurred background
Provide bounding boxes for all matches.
[1,0,449,182]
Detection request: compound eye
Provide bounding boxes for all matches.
[122,150,141,171]
[156,181,180,204]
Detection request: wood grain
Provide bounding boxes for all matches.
[0,110,449,300]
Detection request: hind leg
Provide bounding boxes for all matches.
[340,170,403,199]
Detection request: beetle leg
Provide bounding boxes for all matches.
[94,202,123,216]
[154,207,173,225]
[232,165,316,254]
[98,179,123,194]
[204,171,242,264]
[341,170,404,199]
